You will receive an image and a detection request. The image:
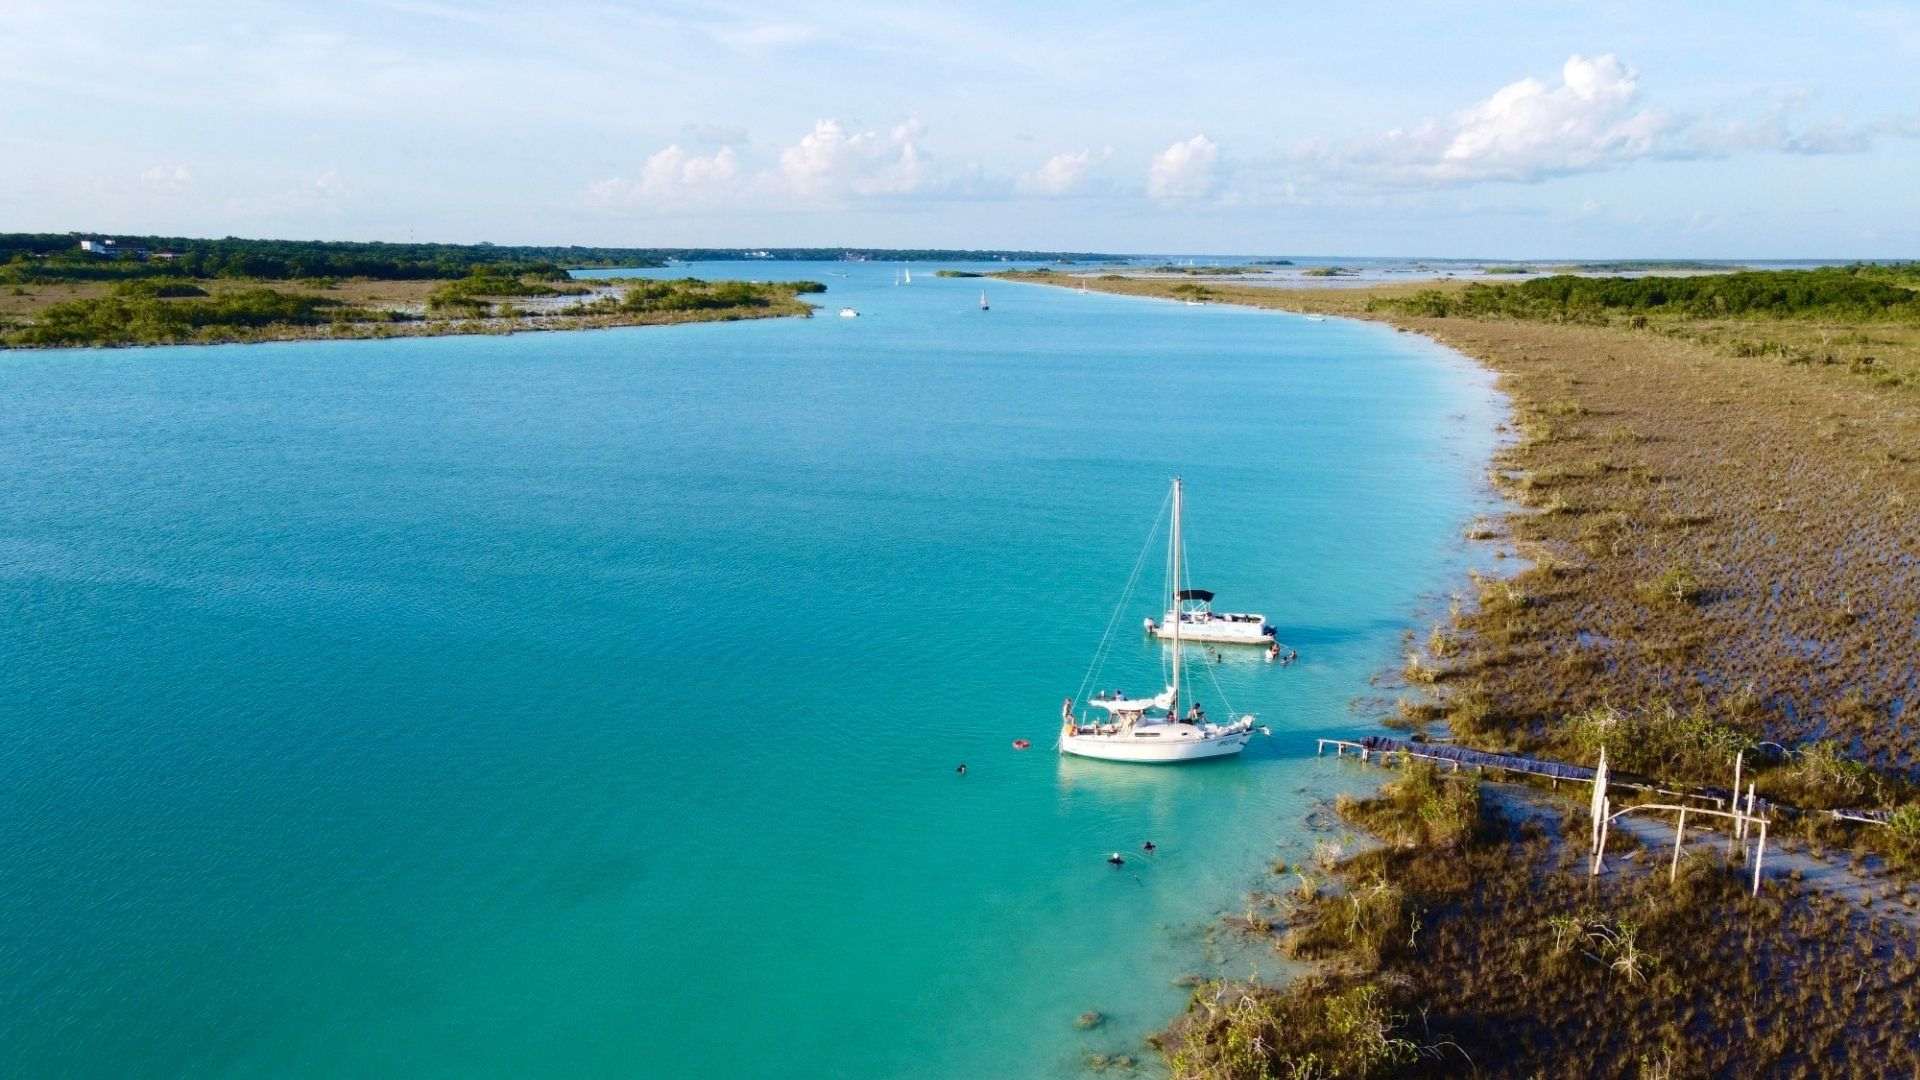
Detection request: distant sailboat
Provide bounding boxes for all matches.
[903,266,913,285]
[979,290,989,311]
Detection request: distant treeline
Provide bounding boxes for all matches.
[0,234,646,283]
[0,233,1119,284]
[1378,266,1920,321]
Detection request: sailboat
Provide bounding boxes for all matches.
[903,266,913,285]
[1058,478,1259,763]
[979,290,990,311]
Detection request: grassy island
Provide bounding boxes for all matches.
[1000,265,1920,1076]
[1,270,821,348]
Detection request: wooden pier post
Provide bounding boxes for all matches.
[1591,796,1611,876]
[1670,807,1688,883]
[1730,752,1743,837]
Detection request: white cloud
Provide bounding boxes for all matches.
[1147,134,1217,199]
[312,169,346,198]
[589,144,740,206]
[588,119,931,211]
[1301,54,1920,192]
[1018,148,1107,196]
[139,163,193,193]
[1421,54,1667,183]
[777,118,926,199]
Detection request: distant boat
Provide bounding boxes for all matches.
[903,267,912,285]
[838,307,859,318]
[979,291,989,311]
[1058,478,1259,763]
[1304,315,1325,322]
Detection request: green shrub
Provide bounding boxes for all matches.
[1562,702,1753,779]
[1161,980,1417,1080]
[1339,758,1482,849]
[1638,565,1703,607]
[8,287,350,345]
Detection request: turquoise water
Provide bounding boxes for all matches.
[0,262,1502,1077]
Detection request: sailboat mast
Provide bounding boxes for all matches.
[1169,477,1182,710]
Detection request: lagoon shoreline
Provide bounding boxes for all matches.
[1002,267,1920,1076]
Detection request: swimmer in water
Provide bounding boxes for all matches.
[1142,841,1157,854]
[956,763,967,775]
[1107,852,1125,867]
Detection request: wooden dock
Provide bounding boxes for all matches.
[1316,735,1731,810]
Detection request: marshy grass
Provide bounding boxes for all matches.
[1165,794,1920,1078]
[1158,979,1422,1080]
[1335,757,1483,850]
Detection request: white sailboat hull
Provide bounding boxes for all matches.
[1059,723,1252,763]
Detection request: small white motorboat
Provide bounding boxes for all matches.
[1146,589,1275,646]
[838,307,859,318]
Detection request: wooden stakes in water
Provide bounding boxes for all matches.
[1586,752,1770,897]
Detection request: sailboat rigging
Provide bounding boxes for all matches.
[1058,478,1259,763]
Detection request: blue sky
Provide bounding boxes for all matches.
[3,1,1917,256]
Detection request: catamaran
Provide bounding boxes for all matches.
[1058,478,1259,763]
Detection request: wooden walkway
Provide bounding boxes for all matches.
[1317,735,1733,810]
